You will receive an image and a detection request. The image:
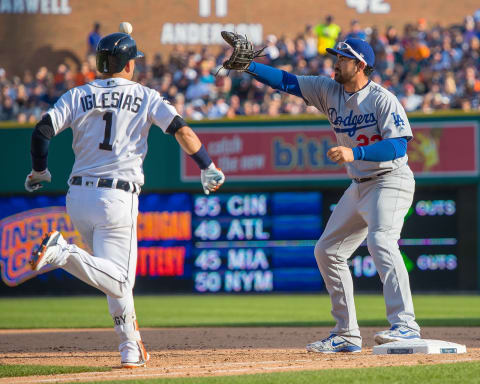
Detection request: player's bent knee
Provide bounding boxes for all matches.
[314,240,329,265]
[107,281,133,299]
[366,231,397,253]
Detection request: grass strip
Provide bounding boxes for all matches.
[0,364,110,378]
[0,295,479,329]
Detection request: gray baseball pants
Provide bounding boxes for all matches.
[314,166,419,346]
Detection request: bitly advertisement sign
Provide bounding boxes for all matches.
[181,122,479,181]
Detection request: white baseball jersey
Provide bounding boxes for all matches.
[297,76,413,179]
[47,77,179,185]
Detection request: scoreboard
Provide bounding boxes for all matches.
[192,192,323,293]
[0,188,473,295]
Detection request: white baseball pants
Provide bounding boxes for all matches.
[56,184,142,344]
[314,166,419,345]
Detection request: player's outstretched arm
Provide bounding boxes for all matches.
[25,114,54,192]
[247,62,303,98]
[219,31,303,98]
[174,126,225,195]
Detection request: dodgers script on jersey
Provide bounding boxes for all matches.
[297,76,413,179]
[47,78,179,185]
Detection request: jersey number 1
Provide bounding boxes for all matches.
[99,111,113,151]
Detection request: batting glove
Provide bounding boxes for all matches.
[25,169,52,192]
[201,163,225,195]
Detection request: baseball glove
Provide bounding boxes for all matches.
[219,31,265,74]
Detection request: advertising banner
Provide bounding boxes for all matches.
[181,122,479,181]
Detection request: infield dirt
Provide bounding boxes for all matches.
[1,327,479,383]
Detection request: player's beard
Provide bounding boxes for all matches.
[334,69,355,84]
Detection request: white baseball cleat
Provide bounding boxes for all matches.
[121,340,150,368]
[374,325,421,345]
[29,231,65,271]
[306,334,362,353]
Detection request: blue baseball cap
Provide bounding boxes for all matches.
[326,38,375,67]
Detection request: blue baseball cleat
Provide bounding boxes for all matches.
[374,325,421,345]
[306,334,362,353]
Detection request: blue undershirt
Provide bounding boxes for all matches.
[352,137,408,161]
[247,62,409,162]
[248,62,303,97]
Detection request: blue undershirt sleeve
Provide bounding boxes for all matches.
[352,137,408,162]
[247,62,303,98]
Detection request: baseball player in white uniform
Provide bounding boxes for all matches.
[221,35,420,352]
[25,32,225,367]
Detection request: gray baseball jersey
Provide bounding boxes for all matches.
[297,76,413,179]
[47,77,179,185]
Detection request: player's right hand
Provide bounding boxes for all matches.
[25,169,52,192]
[201,163,225,195]
[327,146,354,165]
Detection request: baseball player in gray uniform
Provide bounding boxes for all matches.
[221,34,420,352]
[25,32,225,367]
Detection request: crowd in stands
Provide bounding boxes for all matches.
[1,11,480,123]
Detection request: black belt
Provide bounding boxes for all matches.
[70,176,138,193]
[353,170,392,184]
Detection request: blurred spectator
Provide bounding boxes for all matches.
[54,64,69,91]
[401,83,424,112]
[404,36,430,62]
[1,96,16,121]
[152,54,166,78]
[319,57,334,77]
[87,22,102,55]
[226,94,243,117]
[314,15,341,55]
[346,20,366,40]
[39,87,58,109]
[303,25,318,60]
[199,60,215,84]
[416,18,428,41]
[463,16,477,44]
[385,26,402,62]
[0,68,7,86]
[75,62,96,87]
[208,97,229,118]
[369,27,388,73]
[185,76,210,101]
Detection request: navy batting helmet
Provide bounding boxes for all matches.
[96,32,144,74]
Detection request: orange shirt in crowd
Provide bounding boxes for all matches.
[75,70,96,86]
[404,42,430,61]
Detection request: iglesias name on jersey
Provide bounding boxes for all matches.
[297,76,413,179]
[47,78,179,186]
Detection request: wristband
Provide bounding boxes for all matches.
[189,145,212,170]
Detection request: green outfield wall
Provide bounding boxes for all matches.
[1,111,480,194]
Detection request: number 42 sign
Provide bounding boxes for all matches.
[346,0,391,13]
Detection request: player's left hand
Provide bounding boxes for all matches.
[327,146,354,165]
[25,169,52,192]
[201,163,225,195]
